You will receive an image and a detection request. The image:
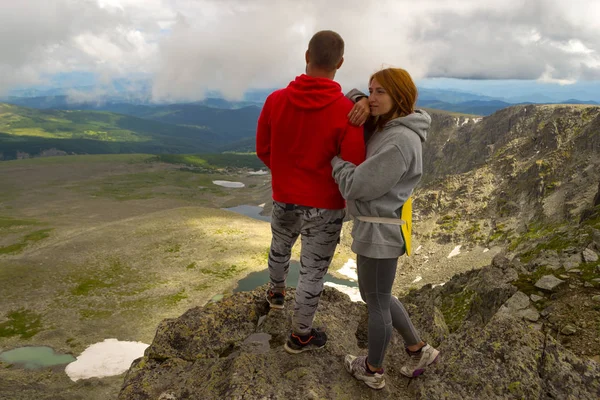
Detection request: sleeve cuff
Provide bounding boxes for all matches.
[331,156,343,169]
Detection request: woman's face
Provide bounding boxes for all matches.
[368,78,393,117]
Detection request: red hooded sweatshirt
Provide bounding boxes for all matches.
[256,74,365,209]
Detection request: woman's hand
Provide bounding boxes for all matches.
[348,97,370,126]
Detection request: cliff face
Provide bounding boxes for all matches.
[119,252,600,399]
[415,105,600,246]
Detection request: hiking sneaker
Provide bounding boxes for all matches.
[400,344,439,378]
[283,329,327,354]
[344,355,385,390]
[266,289,285,309]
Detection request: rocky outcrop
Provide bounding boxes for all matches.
[412,312,599,399]
[119,254,600,399]
[119,288,390,400]
[416,105,600,246]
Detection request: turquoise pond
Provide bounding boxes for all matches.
[0,346,76,369]
[234,260,357,292]
[223,205,271,222]
[224,205,358,293]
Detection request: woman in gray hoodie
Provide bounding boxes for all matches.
[331,68,439,390]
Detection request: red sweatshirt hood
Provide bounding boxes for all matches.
[286,74,344,110]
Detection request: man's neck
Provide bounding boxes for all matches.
[305,65,336,80]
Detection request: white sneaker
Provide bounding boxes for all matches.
[400,344,440,378]
[344,355,385,390]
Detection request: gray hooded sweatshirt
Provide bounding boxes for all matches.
[331,110,430,259]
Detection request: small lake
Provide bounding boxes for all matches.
[234,260,357,292]
[223,205,270,222]
[0,346,75,369]
[222,204,359,296]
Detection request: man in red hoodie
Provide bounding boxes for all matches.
[256,30,365,354]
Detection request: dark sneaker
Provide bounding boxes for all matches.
[266,289,285,309]
[283,329,327,354]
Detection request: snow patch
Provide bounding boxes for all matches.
[337,258,358,281]
[483,248,490,253]
[447,245,462,258]
[412,276,423,283]
[415,245,423,254]
[432,282,446,288]
[65,339,149,382]
[212,180,245,188]
[324,282,363,302]
[248,170,269,176]
[258,203,266,208]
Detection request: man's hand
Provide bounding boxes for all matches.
[348,97,370,126]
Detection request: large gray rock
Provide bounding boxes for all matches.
[502,291,530,312]
[520,309,541,322]
[411,313,600,400]
[119,287,416,400]
[583,248,599,263]
[530,294,544,303]
[403,256,517,337]
[120,280,600,400]
[561,324,577,336]
[563,253,582,271]
[532,250,562,270]
[535,275,566,291]
[498,291,540,322]
[592,229,600,251]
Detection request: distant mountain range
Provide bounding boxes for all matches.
[3,95,262,111]
[417,87,598,115]
[417,99,513,116]
[3,87,598,117]
[2,84,599,161]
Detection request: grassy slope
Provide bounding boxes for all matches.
[0,154,269,398]
[0,154,356,398]
[0,103,220,156]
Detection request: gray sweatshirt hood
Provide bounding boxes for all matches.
[384,109,430,143]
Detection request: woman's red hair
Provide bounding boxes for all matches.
[369,68,418,132]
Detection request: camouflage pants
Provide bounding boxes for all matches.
[268,201,345,335]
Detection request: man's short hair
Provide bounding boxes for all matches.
[307,30,344,71]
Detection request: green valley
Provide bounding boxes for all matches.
[0,103,261,160]
[0,153,359,399]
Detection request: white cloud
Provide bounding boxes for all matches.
[0,0,599,99]
[538,66,577,85]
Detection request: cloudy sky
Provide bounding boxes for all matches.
[1,0,599,101]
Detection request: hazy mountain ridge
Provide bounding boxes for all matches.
[4,86,598,118]
[0,103,262,160]
[3,95,263,111]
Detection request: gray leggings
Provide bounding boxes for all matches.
[357,255,422,368]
